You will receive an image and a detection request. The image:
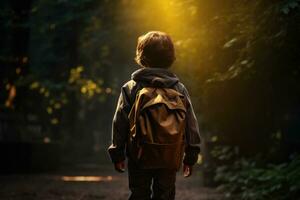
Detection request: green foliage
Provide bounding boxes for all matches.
[281,0,300,14]
[0,0,121,160]
[196,0,300,155]
[215,154,300,200]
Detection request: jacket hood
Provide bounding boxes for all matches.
[131,68,179,88]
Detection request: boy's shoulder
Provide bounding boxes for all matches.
[121,80,137,91]
[120,80,140,101]
[177,81,186,89]
[174,81,188,95]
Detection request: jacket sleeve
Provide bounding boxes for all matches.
[182,85,201,166]
[108,86,131,163]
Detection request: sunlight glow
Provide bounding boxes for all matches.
[61,176,113,182]
[117,0,206,73]
[119,0,184,35]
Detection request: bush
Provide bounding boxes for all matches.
[215,154,300,200]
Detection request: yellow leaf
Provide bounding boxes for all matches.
[47,107,53,114]
[16,67,21,74]
[22,57,28,63]
[30,82,39,89]
[211,136,218,142]
[81,87,87,94]
[44,91,50,97]
[51,118,59,125]
[105,88,112,94]
[54,103,61,109]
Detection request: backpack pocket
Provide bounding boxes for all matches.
[139,141,185,170]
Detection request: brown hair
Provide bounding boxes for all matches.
[135,31,175,68]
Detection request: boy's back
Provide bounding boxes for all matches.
[108,31,201,200]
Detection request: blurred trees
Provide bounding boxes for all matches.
[199,0,300,158]
[0,0,134,162]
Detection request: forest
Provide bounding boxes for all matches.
[0,0,300,199]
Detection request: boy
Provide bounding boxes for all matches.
[108,31,201,200]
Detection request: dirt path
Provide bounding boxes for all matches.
[0,164,223,200]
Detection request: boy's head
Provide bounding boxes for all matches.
[135,31,175,68]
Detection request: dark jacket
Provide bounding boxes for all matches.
[108,67,201,166]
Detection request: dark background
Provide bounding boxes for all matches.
[0,0,300,199]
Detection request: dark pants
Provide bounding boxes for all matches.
[128,160,176,200]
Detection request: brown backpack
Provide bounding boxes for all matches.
[128,87,186,170]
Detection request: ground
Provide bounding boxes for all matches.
[0,164,223,200]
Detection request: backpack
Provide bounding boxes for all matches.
[128,87,187,170]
